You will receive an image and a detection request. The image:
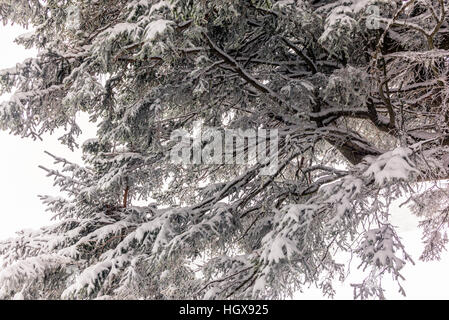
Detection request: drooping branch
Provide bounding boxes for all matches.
[202,32,285,106]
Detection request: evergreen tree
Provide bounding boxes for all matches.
[0,0,448,299]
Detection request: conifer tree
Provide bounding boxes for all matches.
[0,0,448,299]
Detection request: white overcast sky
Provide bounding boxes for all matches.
[1,24,449,299]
